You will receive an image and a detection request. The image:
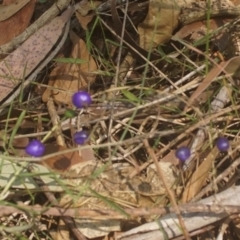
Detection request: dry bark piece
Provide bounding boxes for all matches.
[117,186,240,239]
[0,0,30,22]
[179,0,240,25]
[0,0,36,46]
[0,7,73,103]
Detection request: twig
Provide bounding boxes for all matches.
[216,217,231,240]
[0,129,178,162]
[47,97,66,146]
[2,203,240,219]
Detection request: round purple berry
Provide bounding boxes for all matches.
[216,137,229,152]
[25,140,45,157]
[72,91,92,108]
[175,146,191,161]
[73,130,88,145]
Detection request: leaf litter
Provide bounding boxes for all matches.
[0,0,36,46]
[0,0,30,22]
[1,0,240,239]
[42,30,97,105]
[0,7,73,102]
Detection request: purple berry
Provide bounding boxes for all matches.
[175,146,191,161]
[216,137,229,152]
[25,140,45,157]
[73,130,88,145]
[72,91,92,108]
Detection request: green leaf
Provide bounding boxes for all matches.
[54,58,88,64]
[9,110,26,147]
[64,109,77,118]
[3,224,33,233]
[121,89,139,103]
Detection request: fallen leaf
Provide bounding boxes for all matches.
[75,1,101,30]
[43,144,96,172]
[43,145,83,172]
[0,130,29,155]
[0,157,62,191]
[43,31,97,105]
[0,0,30,22]
[0,8,73,103]
[0,0,36,46]
[138,0,180,50]
[111,0,162,63]
[182,147,218,203]
[186,56,240,109]
[173,18,231,41]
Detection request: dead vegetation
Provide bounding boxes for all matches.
[1,0,240,239]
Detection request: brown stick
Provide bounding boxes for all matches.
[2,203,239,219]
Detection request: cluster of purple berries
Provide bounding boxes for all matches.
[175,137,230,161]
[26,91,91,157]
[25,90,230,159]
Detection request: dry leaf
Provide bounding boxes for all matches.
[8,137,29,155]
[56,221,70,240]
[43,144,96,172]
[0,131,29,155]
[76,13,95,30]
[43,31,97,105]
[0,0,30,22]
[138,0,180,50]
[0,0,36,46]
[186,56,240,109]
[0,8,73,102]
[43,145,83,172]
[182,148,218,203]
[75,1,101,30]
[173,18,231,41]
